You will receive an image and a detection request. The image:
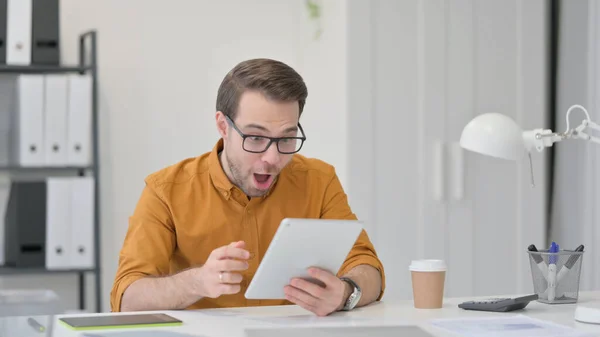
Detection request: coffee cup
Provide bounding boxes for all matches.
[409,259,447,309]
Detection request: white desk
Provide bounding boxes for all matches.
[5,291,600,336]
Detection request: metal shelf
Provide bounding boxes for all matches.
[0,266,95,275]
[0,65,92,74]
[0,30,101,313]
[0,166,93,171]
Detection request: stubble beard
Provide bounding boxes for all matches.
[225,151,268,198]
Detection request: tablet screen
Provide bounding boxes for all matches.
[59,313,182,329]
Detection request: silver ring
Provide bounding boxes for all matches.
[219,272,223,283]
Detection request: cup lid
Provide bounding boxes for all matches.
[409,259,447,272]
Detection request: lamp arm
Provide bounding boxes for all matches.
[524,105,600,151]
[572,120,600,145]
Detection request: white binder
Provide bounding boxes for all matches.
[16,75,44,166]
[69,177,94,269]
[45,178,71,269]
[43,75,68,166]
[66,74,92,166]
[6,0,32,65]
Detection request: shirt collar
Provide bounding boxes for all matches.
[208,138,235,193]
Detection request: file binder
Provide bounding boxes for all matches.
[0,0,7,64]
[13,74,45,166]
[6,0,32,65]
[0,76,9,166]
[45,177,71,270]
[4,181,46,267]
[67,74,92,166]
[44,75,68,166]
[31,0,59,65]
[69,177,94,269]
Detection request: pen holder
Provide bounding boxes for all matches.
[527,249,584,304]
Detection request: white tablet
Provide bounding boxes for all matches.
[244,218,363,299]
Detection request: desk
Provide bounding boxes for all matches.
[4,291,600,336]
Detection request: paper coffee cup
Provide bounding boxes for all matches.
[409,259,447,309]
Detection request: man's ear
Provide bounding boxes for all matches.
[216,111,228,138]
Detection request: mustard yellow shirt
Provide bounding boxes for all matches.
[110,139,385,312]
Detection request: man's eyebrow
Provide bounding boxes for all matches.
[243,124,299,134]
[244,123,269,132]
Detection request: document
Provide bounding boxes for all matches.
[430,315,594,337]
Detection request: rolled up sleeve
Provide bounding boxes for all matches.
[110,178,176,312]
[320,169,386,301]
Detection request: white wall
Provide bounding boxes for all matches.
[0,0,349,312]
[552,0,600,292]
[348,0,549,301]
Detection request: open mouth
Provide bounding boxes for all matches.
[253,173,274,190]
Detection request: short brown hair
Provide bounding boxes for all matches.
[216,58,308,121]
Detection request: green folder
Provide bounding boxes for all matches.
[59,313,183,331]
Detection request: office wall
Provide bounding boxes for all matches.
[552,0,600,292]
[348,0,549,300]
[0,0,349,312]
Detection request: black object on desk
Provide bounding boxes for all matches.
[458,294,538,312]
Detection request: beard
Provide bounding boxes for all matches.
[225,151,278,197]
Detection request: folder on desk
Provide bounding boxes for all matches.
[67,74,92,166]
[6,0,32,65]
[44,75,68,166]
[31,0,59,65]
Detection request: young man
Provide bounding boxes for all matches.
[110,58,385,316]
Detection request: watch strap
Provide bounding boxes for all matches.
[340,277,361,311]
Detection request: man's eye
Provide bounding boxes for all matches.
[250,137,264,142]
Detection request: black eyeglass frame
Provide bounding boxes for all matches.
[225,115,307,154]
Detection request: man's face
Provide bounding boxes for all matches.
[217,91,301,197]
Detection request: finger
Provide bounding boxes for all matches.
[214,244,250,260]
[284,290,320,315]
[308,267,339,286]
[218,259,249,272]
[219,283,241,295]
[284,285,319,309]
[219,272,243,284]
[231,241,246,249]
[290,278,326,299]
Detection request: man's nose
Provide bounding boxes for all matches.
[261,142,281,165]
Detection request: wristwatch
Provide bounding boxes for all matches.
[340,277,362,311]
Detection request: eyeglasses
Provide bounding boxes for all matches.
[225,115,307,154]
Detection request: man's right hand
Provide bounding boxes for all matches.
[194,241,250,298]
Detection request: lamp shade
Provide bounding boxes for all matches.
[459,113,525,161]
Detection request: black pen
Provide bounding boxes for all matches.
[27,317,45,332]
[528,244,549,281]
[557,245,584,282]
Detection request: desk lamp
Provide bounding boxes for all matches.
[459,104,600,324]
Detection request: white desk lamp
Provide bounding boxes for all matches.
[459,104,600,324]
[460,104,600,186]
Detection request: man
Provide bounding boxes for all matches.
[110,58,385,316]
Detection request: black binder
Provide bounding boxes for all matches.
[31,0,59,65]
[0,0,7,64]
[4,181,46,267]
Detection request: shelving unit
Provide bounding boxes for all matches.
[0,30,101,313]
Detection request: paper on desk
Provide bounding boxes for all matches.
[244,314,403,327]
[430,315,594,337]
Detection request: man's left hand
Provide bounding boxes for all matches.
[284,267,350,316]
